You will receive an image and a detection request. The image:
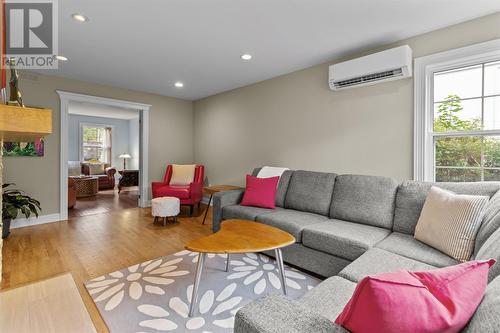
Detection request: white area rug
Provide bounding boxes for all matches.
[85,250,321,332]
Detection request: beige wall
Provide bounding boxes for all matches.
[4,73,193,215]
[193,12,500,186]
[5,12,500,216]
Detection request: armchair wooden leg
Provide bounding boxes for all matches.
[190,205,194,216]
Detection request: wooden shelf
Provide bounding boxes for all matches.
[0,104,52,141]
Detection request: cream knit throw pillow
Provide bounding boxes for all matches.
[415,186,489,262]
[170,164,196,186]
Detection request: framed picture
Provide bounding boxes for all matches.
[3,138,44,157]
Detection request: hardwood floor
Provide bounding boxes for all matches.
[68,188,139,218]
[0,273,96,333]
[1,204,213,332]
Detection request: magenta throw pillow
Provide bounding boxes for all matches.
[240,175,279,209]
[335,259,495,333]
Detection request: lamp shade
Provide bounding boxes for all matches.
[119,153,131,159]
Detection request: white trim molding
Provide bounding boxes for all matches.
[414,38,500,181]
[10,213,62,229]
[57,91,151,220]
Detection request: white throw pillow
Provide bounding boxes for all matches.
[257,166,289,179]
[414,186,489,262]
[170,164,196,186]
[68,161,81,177]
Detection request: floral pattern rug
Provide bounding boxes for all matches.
[85,250,321,332]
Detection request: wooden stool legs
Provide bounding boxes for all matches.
[153,216,178,226]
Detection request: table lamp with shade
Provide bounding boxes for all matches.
[119,153,131,170]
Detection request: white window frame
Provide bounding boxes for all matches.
[79,123,114,163]
[414,39,500,181]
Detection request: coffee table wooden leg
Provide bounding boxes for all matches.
[189,253,206,317]
[275,248,287,295]
[225,253,230,272]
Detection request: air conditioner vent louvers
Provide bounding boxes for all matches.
[332,68,403,89]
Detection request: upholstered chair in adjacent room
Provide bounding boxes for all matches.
[152,165,204,215]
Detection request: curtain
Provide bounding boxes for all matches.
[102,127,112,163]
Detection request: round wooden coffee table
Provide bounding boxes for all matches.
[185,219,295,316]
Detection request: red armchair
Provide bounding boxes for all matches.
[152,165,204,215]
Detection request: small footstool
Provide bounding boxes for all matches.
[152,197,180,226]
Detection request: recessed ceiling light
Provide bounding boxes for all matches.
[56,55,68,61]
[71,13,88,22]
[174,82,184,88]
[241,54,252,60]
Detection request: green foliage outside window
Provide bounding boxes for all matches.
[434,95,500,182]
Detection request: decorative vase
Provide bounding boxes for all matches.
[2,218,11,239]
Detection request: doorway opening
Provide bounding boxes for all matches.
[58,91,150,220]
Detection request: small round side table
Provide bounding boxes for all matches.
[71,176,99,197]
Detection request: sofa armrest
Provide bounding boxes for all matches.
[151,181,166,196]
[212,189,244,232]
[105,167,117,177]
[234,295,347,333]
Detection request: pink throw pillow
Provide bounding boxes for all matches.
[335,259,495,333]
[240,175,279,209]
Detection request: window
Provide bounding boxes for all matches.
[414,39,500,182]
[80,124,112,163]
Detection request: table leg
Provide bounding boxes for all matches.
[275,248,287,295]
[201,194,213,225]
[225,253,230,272]
[189,253,206,317]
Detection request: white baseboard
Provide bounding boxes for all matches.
[10,213,63,229]
[141,199,152,208]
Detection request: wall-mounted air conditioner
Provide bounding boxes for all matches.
[329,45,413,91]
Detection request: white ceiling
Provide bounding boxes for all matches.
[43,0,500,100]
[69,101,139,119]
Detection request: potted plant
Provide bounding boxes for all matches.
[2,183,41,239]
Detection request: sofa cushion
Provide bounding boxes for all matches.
[68,161,81,177]
[302,219,391,261]
[300,276,356,321]
[87,163,105,175]
[222,205,280,221]
[475,226,500,282]
[157,185,191,199]
[256,209,328,242]
[235,294,347,333]
[339,248,435,283]
[330,174,398,229]
[393,181,500,235]
[463,275,500,333]
[475,189,500,254]
[284,170,336,216]
[252,168,293,208]
[376,232,459,267]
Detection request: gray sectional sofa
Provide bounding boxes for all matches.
[212,168,500,333]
